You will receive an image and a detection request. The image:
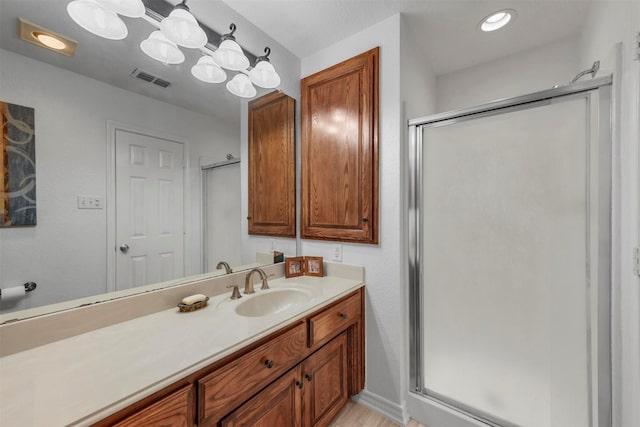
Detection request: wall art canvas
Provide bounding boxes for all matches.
[1,101,36,227]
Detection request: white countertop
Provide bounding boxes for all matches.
[0,275,363,427]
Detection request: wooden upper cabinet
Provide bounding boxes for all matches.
[248,91,296,237]
[301,47,379,244]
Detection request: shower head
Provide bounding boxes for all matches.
[569,60,600,85]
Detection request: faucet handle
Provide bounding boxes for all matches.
[227,285,242,300]
[260,278,269,290]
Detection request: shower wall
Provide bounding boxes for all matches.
[436,37,580,112]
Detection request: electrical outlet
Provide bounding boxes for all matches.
[332,244,343,262]
[78,195,104,209]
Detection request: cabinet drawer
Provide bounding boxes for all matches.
[112,385,193,427]
[198,322,307,426]
[309,292,361,348]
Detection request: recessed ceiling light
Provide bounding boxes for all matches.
[18,18,78,56]
[480,9,516,32]
[33,32,66,50]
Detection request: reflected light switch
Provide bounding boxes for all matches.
[78,195,104,209]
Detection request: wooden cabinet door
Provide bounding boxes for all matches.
[221,366,303,427]
[301,333,348,427]
[198,323,307,426]
[248,91,296,237]
[112,385,193,427]
[301,48,379,244]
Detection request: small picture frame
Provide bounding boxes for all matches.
[305,256,323,277]
[285,256,304,278]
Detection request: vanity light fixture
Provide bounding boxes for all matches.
[99,0,145,18]
[212,24,250,71]
[18,18,78,56]
[479,9,516,32]
[191,55,227,83]
[249,47,281,89]
[66,0,128,40]
[159,0,207,49]
[140,30,185,65]
[226,73,257,98]
[66,0,281,98]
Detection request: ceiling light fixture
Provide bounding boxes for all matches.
[67,0,128,40]
[34,32,67,50]
[479,9,516,32]
[66,1,280,98]
[19,18,78,56]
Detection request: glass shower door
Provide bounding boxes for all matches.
[410,83,612,427]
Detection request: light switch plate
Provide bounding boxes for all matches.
[332,244,343,262]
[78,195,104,209]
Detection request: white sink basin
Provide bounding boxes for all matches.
[235,289,311,317]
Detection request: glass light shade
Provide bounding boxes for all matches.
[140,31,185,64]
[67,0,127,40]
[159,8,207,49]
[226,73,256,98]
[99,0,145,18]
[249,60,280,88]
[191,56,227,83]
[213,39,250,71]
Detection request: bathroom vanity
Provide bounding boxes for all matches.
[0,265,364,427]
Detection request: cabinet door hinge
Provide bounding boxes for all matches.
[635,32,640,61]
[633,247,640,277]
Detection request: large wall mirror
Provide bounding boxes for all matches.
[0,0,299,320]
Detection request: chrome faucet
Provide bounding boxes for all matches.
[216,261,232,274]
[244,267,269,294]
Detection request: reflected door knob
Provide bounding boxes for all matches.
[119,244,130,253]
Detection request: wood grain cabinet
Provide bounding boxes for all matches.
[248,91,296,237]
[95,289,364,427]
[302,333,348,427]
[301,48,379,244]
[221,367,303,427]
[111,385,194,427]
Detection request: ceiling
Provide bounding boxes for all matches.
[221,0,592,75]
[0,0,592,124]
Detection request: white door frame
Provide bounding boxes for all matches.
[106,120,189,293]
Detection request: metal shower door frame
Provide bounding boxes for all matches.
[407,75,613,427]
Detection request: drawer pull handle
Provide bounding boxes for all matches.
[264,359,274,368]
[305,373,313,382]
[339,312,348,319]
[296,380,303,389]
[362,217,369,222]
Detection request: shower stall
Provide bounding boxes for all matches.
[408,76,612,427]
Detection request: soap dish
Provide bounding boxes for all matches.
[178,297,209,313]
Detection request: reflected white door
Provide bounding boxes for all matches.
[115,129,184,290]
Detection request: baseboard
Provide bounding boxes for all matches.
[353,390,410,425]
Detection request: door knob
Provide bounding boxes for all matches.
[119,244,130,253]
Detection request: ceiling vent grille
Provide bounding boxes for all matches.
[130,68,171,88]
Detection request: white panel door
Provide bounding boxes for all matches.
[115,129,184,290]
